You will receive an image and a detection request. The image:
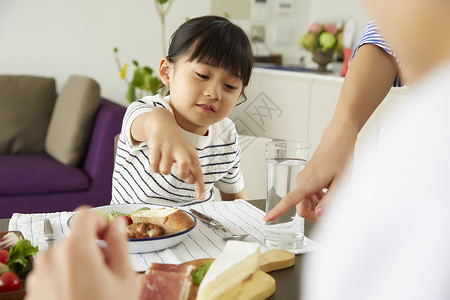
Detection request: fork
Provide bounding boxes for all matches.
[190,209,249,241]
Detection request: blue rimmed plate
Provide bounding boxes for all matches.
[68,204,196,253]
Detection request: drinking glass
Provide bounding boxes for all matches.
[264,141,311,250]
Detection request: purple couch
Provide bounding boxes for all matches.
[0,98,126,218]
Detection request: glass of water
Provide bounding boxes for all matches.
[264,141,311,250]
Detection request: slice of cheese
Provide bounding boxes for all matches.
[196,241,260,300]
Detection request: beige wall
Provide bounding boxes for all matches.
[0,0,369,105]
[211,0,251,19]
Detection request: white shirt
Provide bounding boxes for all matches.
[304,61,450,300]
[111,95,244,206]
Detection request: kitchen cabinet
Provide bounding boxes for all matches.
[228,67,409,198]
[230,68,345,153]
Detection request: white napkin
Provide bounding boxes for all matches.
[8,200,318,272]
[8,212,74,253]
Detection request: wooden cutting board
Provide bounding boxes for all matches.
[259,249,295,273]
[183,249,295,300]
[217,269,275,300]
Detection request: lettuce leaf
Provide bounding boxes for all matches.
[192,260,213,285]
[7,238,38,280]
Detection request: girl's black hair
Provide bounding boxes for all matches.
[167,15,253,87]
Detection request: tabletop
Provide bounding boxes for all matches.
[0,199,315,300]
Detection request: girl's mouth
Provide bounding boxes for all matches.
[196,104,216,113]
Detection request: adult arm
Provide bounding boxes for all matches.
[264,43,400,222]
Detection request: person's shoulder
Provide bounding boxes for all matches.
[132,94,172,112]
[139,94,169,104]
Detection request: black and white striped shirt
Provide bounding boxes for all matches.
[111,95,244,206]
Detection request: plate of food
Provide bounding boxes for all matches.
[69,204,197,253]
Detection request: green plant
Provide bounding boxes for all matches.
[114,0,174,103]
[155,0,174,55]
[114,47,163,103]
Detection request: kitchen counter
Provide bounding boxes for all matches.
[254,62,345,80]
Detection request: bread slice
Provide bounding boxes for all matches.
[130,208,195,235]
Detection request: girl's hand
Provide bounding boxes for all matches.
[133,108,205,200]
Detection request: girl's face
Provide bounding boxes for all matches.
[159,55,243,136]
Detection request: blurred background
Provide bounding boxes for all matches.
[0,0,369,106]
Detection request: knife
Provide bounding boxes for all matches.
[44,218,56,248]
[190,209,248,241]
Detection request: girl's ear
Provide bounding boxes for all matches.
[159,57,172,85]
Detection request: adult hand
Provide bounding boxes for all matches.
[263,123,356,222]
[25,208,141,300]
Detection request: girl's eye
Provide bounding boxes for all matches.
[225,84,238,91]
[196,72,209,80]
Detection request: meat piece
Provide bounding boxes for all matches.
[140,263,195,300]
[131,208,196,235]
[146,263,195,275]
[127,222,163,239]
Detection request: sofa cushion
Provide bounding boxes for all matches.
[45,75,100,166]
[0,154,90,196]
[0,75,56,154]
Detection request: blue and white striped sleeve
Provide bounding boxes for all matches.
[121,95,173,148]
[352,20,403,87]
[352,20,395,58]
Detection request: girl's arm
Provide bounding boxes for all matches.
[131,108,205,200]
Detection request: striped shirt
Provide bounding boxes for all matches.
[111,95,244,207]
[353,20,403,87]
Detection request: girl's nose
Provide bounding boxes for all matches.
[204,82,221,101]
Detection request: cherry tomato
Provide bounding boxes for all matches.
[0,271,21,292]
[0,250,8,264]
[122,216,133,226]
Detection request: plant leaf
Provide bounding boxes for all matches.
[142,66,153,76]
[126,82,137,103]
[120,64,128,79]
[132,68,144,88]
[149,77,162,95]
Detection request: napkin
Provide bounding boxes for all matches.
[8,200,318,272]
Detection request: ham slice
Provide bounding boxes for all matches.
[140,263,195,300]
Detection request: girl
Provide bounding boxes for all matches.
[112,15,253,206]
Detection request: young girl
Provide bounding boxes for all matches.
[112,15,253,206]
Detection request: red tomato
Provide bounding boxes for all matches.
[0,250,8,264]
[122,216,133,226]
[0,271,21,292]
